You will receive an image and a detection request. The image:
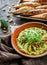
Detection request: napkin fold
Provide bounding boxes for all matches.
[0,37,47,65]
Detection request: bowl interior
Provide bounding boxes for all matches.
[11,22,47,58]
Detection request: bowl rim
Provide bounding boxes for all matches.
[11,22,47,58]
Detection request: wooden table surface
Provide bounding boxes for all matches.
[0,0,47,65]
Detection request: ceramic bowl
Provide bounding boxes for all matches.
[11,22,47,58]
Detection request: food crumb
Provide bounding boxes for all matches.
[8,19,13,23]
[2,9,6,11]
[14,23,16,25]
[3,30,7,33]
[7,14,10,17]
[9,7,11,11]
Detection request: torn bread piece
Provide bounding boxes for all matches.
[13,2,41,9]
[30,13,47,19]
[20,9,47,16]
[21,0,32,2]
[11,6,34,14]
[36,5,47,9]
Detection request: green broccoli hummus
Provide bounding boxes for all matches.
[16,27,47,55]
